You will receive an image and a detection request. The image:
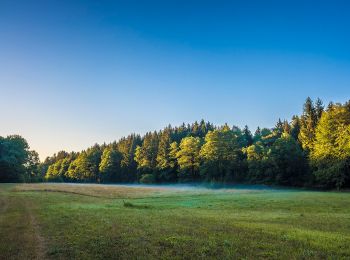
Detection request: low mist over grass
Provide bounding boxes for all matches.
[1,183,350,259]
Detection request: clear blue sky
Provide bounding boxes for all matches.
[1,0,350,159]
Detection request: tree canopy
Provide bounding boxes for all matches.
[0,135,40,182]
[2,97,349,189]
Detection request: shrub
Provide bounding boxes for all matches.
[139,173,155,184]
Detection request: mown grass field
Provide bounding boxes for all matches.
[0,183,350,259]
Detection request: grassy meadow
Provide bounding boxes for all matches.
[0,183,350,259]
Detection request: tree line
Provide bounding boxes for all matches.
[1,98,350,189]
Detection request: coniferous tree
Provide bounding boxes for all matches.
[199,119,207,137]
[274,118,284,136]
[253,127,262,143]
[156,129,172,171]
[299,97,317,151]
[283,120,291,134]
[290,116,301,140]
[135,132,159,172]
[117,134,141,182]
[156,129,176,182]
[242,125,254,147]
[191,121,200,136]
[169,142,179,169]
[315,98,324,124]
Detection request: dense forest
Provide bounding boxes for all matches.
[1,98,350,189]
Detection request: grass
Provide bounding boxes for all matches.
[1,183,350,259]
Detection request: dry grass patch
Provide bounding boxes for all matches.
[13,183,171,199]
[13,183,269,201]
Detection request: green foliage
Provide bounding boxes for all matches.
[311,103,350,188]
[241,125,253,147]
[176,136,202,181]
[156,129,172,170]
[269,133,308,186]
[156,141,179,182]
[139,173,156,184]
[35,98,350,189]
[134,132,159,171]
[274,118,284,136]
[67,146,102,182]
[245,133,307,185]
[45,160,64,182]
[168,142,179,169]
[99,147,122,182]
[0,135,40,182]
[26,150,41,182]
[116,134,141,182]
[298,97,323,151]
[156,133,178,182]
[245,143,275,183]
[290,116,301,140]
[200,128,242,181]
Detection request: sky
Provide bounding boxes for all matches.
[1,0,350,160]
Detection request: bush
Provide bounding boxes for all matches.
[139,173,156,184]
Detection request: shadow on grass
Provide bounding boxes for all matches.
[122,200,151,209]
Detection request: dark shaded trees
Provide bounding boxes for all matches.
[270,133,308,186]
[0,135,40,182]
[241,125,254,147]
[116,134,141,182]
